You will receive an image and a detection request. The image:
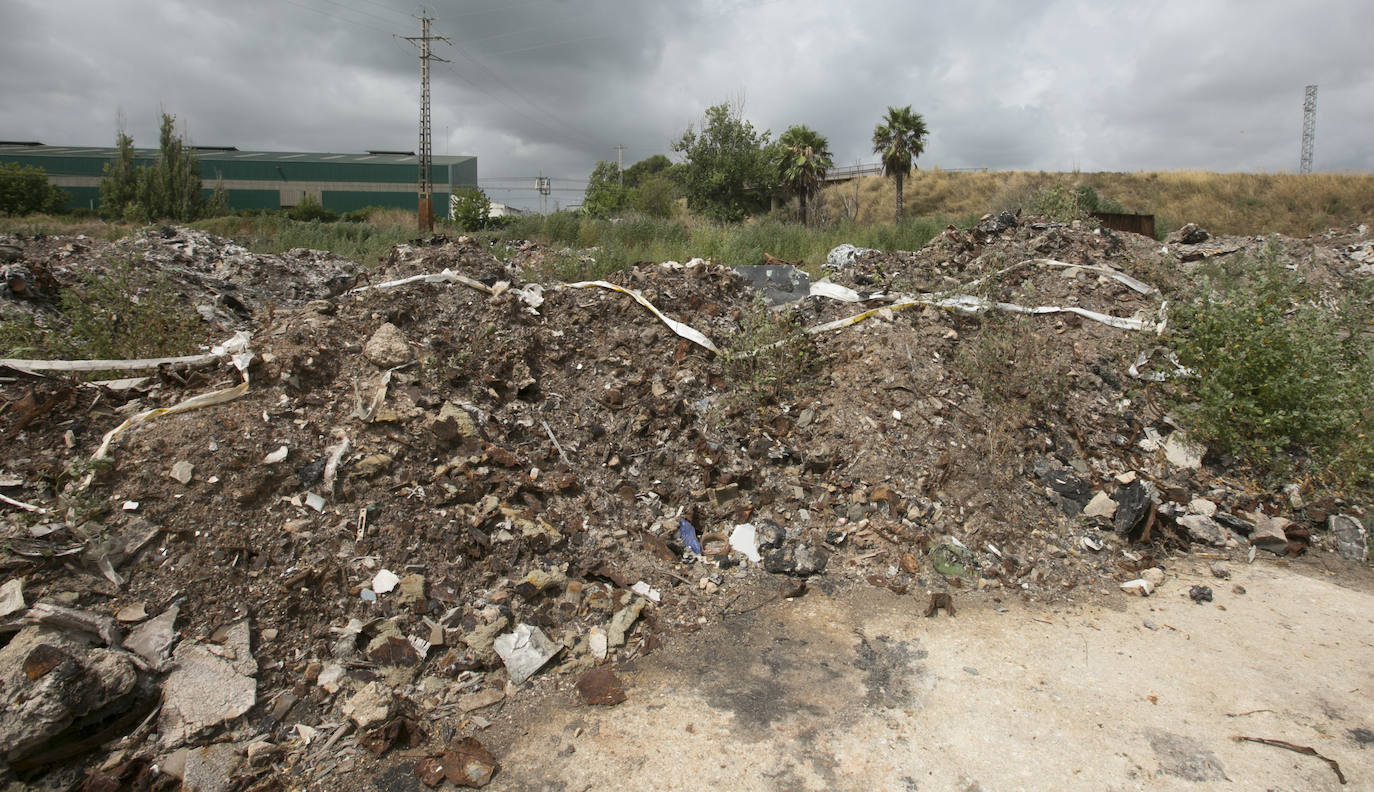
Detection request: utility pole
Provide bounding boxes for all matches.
[614,143,626,186]
[1300,84,1317,174]
[403,13,450,232]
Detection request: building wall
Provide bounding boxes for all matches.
[0,146,475,215]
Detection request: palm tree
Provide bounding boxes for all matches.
[871,106,928,222]
[777,124,833,225]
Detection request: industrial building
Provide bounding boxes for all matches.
[0,142,477,216]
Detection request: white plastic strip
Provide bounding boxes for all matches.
[564,280,720,354]
[91,332,254,461]
[0,351,221,374]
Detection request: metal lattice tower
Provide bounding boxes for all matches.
[1300,84,1317,174]
[404,14,449,231]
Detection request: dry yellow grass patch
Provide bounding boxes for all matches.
[819,169,1374,236]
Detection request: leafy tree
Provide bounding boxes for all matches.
[872,105,928,222]
[99,131,139,219]
[672,102,777,222]
[776,124,832,225]
[623,154,671,189]
[450,186,492,231]
[630,172,677,218]
[99,113,207,222]
[583,160,629,218]
[0,163,66,215]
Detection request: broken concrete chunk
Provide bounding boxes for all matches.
[159,620,256,743]
[183,742,245,792]
[1141,567,1166,588]
[493,623,560,685]
[605,599,645,649]
[124,605,179,671]
[1250,515,1292,555]
[115,603,147,623]
[1178,514,1229,547]
[1187,498,1217,517]
[1329,514,1368,562]
[352,454,394,478]
[588,627,608,661]
[170,461,194,485]
[397,573,426,606]
[1164,432,1204,470]
[343,681,394,729]
[0,577,25,619]
[363,322,412,368]
[317,662,345,694]
[1083,491,1118,519]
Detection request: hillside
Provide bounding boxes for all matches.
[818,169,1374,237]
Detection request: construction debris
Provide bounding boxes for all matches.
[1,217,1371,785]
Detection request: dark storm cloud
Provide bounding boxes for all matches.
[1,0,1369,211]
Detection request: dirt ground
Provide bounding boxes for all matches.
[486,555,1374,792]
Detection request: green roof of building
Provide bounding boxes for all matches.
[0,142,473,167]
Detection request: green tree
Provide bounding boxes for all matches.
[583,160,629,218]
[776,124,832,225]
[630,171,677,218]
[99,113,207,222]
[623,154,671,189]
[872,105,928,222]
[99,130,139,219]
[0,163,66,215]
[672,102,777,222]
[450,186,491,231]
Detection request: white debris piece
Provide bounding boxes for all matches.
[729,523,762,563]
[371,569,400,594]
[493,623,560,685]
[263,446,289,465]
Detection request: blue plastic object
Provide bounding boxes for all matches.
[678,518,702,555]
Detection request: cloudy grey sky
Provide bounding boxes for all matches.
[2,0,1370,210]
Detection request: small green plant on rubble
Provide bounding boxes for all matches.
[721,297,822,408]
[1170,238,1374,493]
[54,259,203,361]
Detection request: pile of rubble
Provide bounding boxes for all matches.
[0,215,1369,790]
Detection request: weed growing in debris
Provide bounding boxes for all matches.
[721,297,822,408]
[495,212,949,277]
[53,259,202,361]
[956,313,1070,416]
[1170,239,1374,493]
[192,214,412,268]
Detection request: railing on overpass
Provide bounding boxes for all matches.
[822,163,990,182]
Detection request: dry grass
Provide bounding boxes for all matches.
[819,169,1374,237]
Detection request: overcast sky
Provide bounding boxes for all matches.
[2,0,1370,210]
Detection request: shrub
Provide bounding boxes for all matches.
[450,186,492,232]
[1170,239,1374,492]
[721,297,823,409]
[46,259,204,362]
[286,194,337,223]
[0,163,67,215]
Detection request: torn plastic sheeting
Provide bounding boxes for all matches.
[802,293,1161,336]
[564,280,720,355]
[1032,259,1158,295]
[92,332,254,462]
[348,267,493,295]
[808,280,864,303]
[1129,348,1191,381]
